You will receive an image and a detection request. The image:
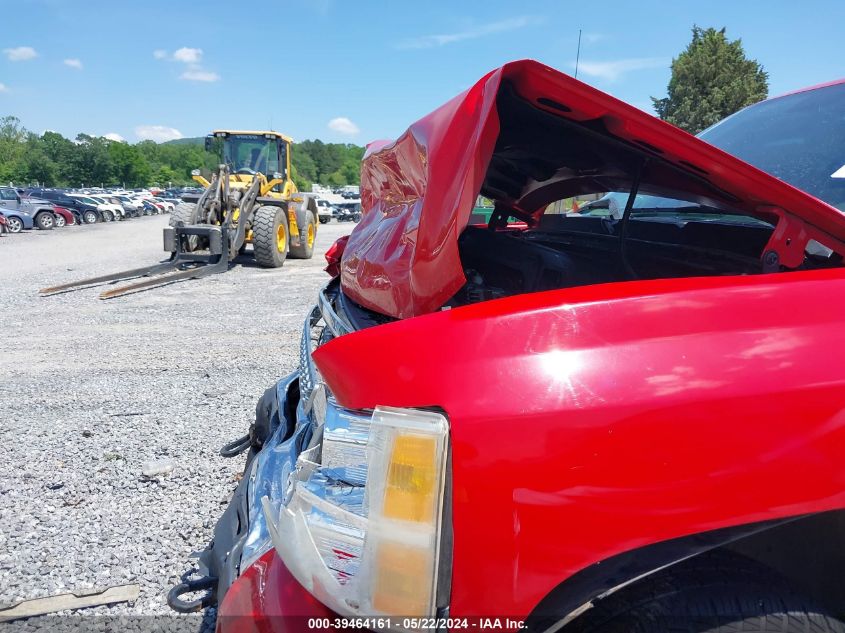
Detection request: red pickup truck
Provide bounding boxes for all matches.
[174,61,845,633]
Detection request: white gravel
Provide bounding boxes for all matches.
[0,216,352,630]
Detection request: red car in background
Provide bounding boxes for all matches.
[176,62,845,633]
[50,205,75,227]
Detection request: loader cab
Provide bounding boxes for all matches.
[206,130,293,194]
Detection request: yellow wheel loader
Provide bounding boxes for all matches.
[41,130,319,299]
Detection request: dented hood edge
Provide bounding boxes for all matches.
[340,59,845,320]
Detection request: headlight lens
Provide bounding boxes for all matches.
[263,404,449,619]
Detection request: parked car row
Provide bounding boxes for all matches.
[332,201,362,222]
[0,186,173,235]
[313,197,362,224]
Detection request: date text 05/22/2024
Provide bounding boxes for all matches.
[306,618,526,630]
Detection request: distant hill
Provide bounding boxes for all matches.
[163,137,204,146]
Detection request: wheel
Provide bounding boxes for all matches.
[252,205,288,268]
[6,216,23,233]
[319,217,330,224]
[289,211,316,259]
[83,210,99,224]
[169,202,201,251]
[54,213,66,228]
[34,211,54,230]
[564,551,845,633]
[103,210,114,222]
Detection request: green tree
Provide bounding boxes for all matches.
[0,116,26,183]
[21,136,57,185]
[291,164,311,191]
[652,26,768,134]
[292,144,318,184]
[69,134,114,187]
[154,165,180,186]
[108,140,151,187]
[39,131,76,184]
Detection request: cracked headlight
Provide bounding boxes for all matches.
[263,403,449,618]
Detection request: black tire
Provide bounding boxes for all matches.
[565,551,845,633]
[169,202,201,251]
[289,211,316,259]
[6,216,23,233]
[83,210,99,224]
[252,205,288,268]
[104,210,114,222]
[34,211,54,230]
[319,217,330,224]
[54,213,66,228]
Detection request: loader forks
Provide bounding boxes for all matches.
[40,166,256,299]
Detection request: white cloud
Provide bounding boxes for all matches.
[104,132,125,142]
[4,46,37,61]
[0,83,7,93]
[63,58,83,70]
[180,68,220,82]
[172,47,203,64]
[155,47,219,82]
[327,117,360,136]
[134,125,183,143]
[397,16,543,49]
[581,32,604,44]
[574,57,668,81]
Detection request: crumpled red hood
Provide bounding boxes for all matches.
[340,59,845,319]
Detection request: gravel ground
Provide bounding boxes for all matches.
[0,216,352,631]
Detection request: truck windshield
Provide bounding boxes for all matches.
[698,82,845,212]
[555,192,770,226]
[222,135,281,176]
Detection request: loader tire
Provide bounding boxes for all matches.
[252,205,288,268]
[289,211,316,259]
[169,202,201,251]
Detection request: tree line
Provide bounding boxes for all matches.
[0,116,365,190]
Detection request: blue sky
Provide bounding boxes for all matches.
[1,0,842,145]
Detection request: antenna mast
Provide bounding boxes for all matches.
[575,29,582,79]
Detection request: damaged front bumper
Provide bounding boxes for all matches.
[169,287,351,613]
[168,371,307,612]
[172,284,451,627]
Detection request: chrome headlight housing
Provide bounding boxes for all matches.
[264,403,449,618]
[262,290,450,618]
